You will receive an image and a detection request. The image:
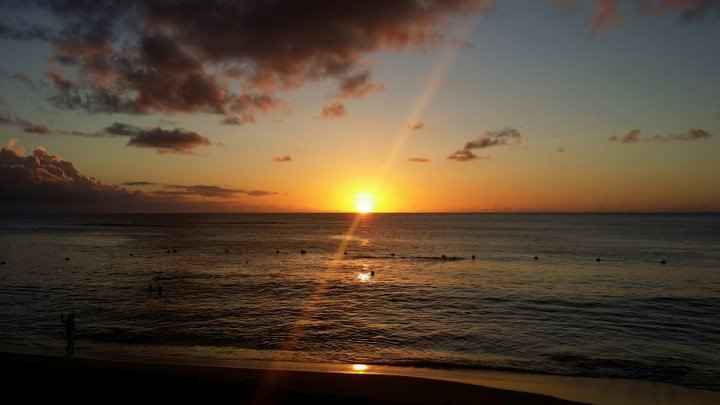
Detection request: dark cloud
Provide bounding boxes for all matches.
[1,115,214,154]
[126,128,211,154]
[273,155,292,163]
[609,129,642,143]
[103,122,141,137]
[124,181,156,186]
[652,128,713,142]
[448,149,479,161]
[408,157,431,162]
[0,140,283,212]
[610,128,712,144]
[245,190,280,197]
[23,124,51,135]
[407,123,425,132]
[222,94,282,125]
[449,128,521,161]
[321,102,347,119]
[0,112,51,135]
[464,128,523,149]
[159,185,279,198]
[99,123,212,154]
[319,69,383,115]
[0,142,162,212]
[55,129,100,137]
[335,70,384,99]
[47,70,73,90]
[1,0,492,118]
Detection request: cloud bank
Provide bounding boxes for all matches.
[1,0,492,121]
[1,140,282,212]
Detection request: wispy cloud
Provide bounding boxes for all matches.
[554,0,720,37]
[273,155,292,162]
[610,128,712,144]
[448,149,480,162]
[408,157,431,163]
[407,123,425,132]
[321,102,346,119]
[0,112,51,135]
[158,185,280,198]
[609,129,641,144]
[449,128,521,161]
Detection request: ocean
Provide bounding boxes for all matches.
[0,213,718,391]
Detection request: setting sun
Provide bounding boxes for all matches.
[353,193,376,214]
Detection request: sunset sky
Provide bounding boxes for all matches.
[1,0,719,213]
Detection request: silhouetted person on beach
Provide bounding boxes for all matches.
[60,313,75,357]
[158,286,163,297]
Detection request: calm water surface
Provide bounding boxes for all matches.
[0,214,718,390]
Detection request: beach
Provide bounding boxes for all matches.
[2,352,574,404]
[5,351,720,404]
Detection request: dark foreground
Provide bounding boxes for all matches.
[2,352,576,404]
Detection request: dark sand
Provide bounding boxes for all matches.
[2,352,576,404]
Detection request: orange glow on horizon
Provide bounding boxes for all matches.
[351,364,369,372]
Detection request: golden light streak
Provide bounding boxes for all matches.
[255,17,479,403]
[376,19,476,184]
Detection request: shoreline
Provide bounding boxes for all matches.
[3,351,719,404]
[2,351,573,404]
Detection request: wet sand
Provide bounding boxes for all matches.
[2,352,574,404]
